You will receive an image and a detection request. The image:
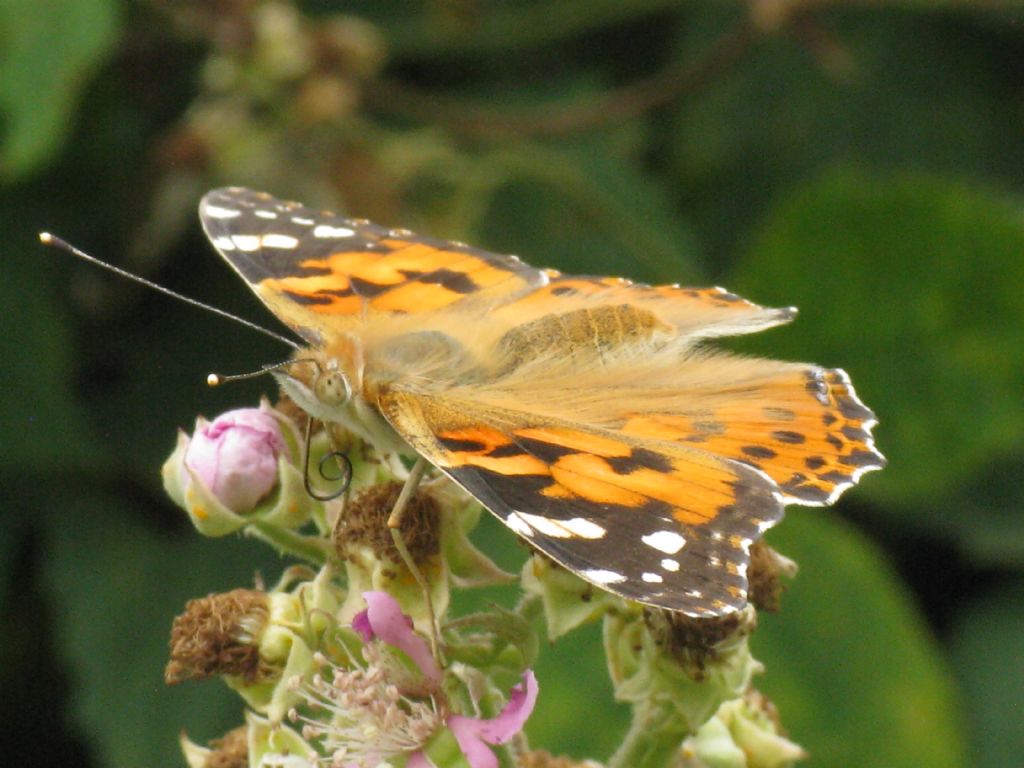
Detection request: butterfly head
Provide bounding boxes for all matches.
[274,348,409,453]
[276,354,353,425]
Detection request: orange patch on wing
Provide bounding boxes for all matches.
[549,454,647,507]
[621,414,707,442]
[466,453,549,476]
[371,281,469,312]
[548,451,731,526]
[539,484,575,500]
[437,426,549,476]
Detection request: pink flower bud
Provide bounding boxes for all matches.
[184,408,287,512]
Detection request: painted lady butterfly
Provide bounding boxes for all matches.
[200,188,885,617]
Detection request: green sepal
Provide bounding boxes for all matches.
[521,554,621,640]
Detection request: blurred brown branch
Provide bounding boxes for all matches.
[365,20,763,140]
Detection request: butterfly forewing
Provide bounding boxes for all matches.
[379,388,784,615]
[200,187,546,342]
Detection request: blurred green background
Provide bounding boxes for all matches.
[3,1,1023,766]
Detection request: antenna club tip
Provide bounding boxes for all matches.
[207,373,222,387]
[39,232,54,244]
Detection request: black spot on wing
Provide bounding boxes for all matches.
[488,442,527,459]
[349,276,393,298]
[416,268,479,294]
[437,435,489,454]
[283,291,335,306]
[604,447,674,475]
[771,430,806,445]
[511,434,576,464]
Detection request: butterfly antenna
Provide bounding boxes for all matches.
[39,231,301,351]
[207,358,320,387]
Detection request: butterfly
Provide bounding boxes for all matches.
[199,187,885,617]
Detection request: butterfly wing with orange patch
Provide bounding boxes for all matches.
[200,188,545,344]
[613,362,884,506]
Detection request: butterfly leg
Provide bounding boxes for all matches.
[387,457,444,665]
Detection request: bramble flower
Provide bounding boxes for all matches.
[162,399,318,537]
[288,591,538,768]
[166,566,343,724]
[183,406,287,512]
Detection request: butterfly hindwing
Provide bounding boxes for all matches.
[378,387,784,616]
[611,360,886,506]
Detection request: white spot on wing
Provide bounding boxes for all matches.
[313,224,355,238]
[504,512,534,538]
[516,512,605,540]
[641,572,663,583]
[292,216,315,226]
[232,235,261,252]
[562,517,606,539]
[641,530,686,554]
[583,569,626,585]
[516,513,569,539]
[204,205,241,219]
[213,236,236,251]
[254,210,278,220]
[661,558,680,572]
[261,234,299,249]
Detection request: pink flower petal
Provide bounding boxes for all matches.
[352,609,373,642]
[184,408,286,512]
[447,671,539,768]
[477,670,539,744]
[361,591,441,685]
[447,716,499,768]
[406,752,435,768]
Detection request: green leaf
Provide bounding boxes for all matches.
[45,493,288,768]
[755,510,967,768]
[0,0,120,179]
[948,580,1024,768]
[730,169,1024,525]
[669,10,1024,266]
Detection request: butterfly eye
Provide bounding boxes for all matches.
[314,370,351,407]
